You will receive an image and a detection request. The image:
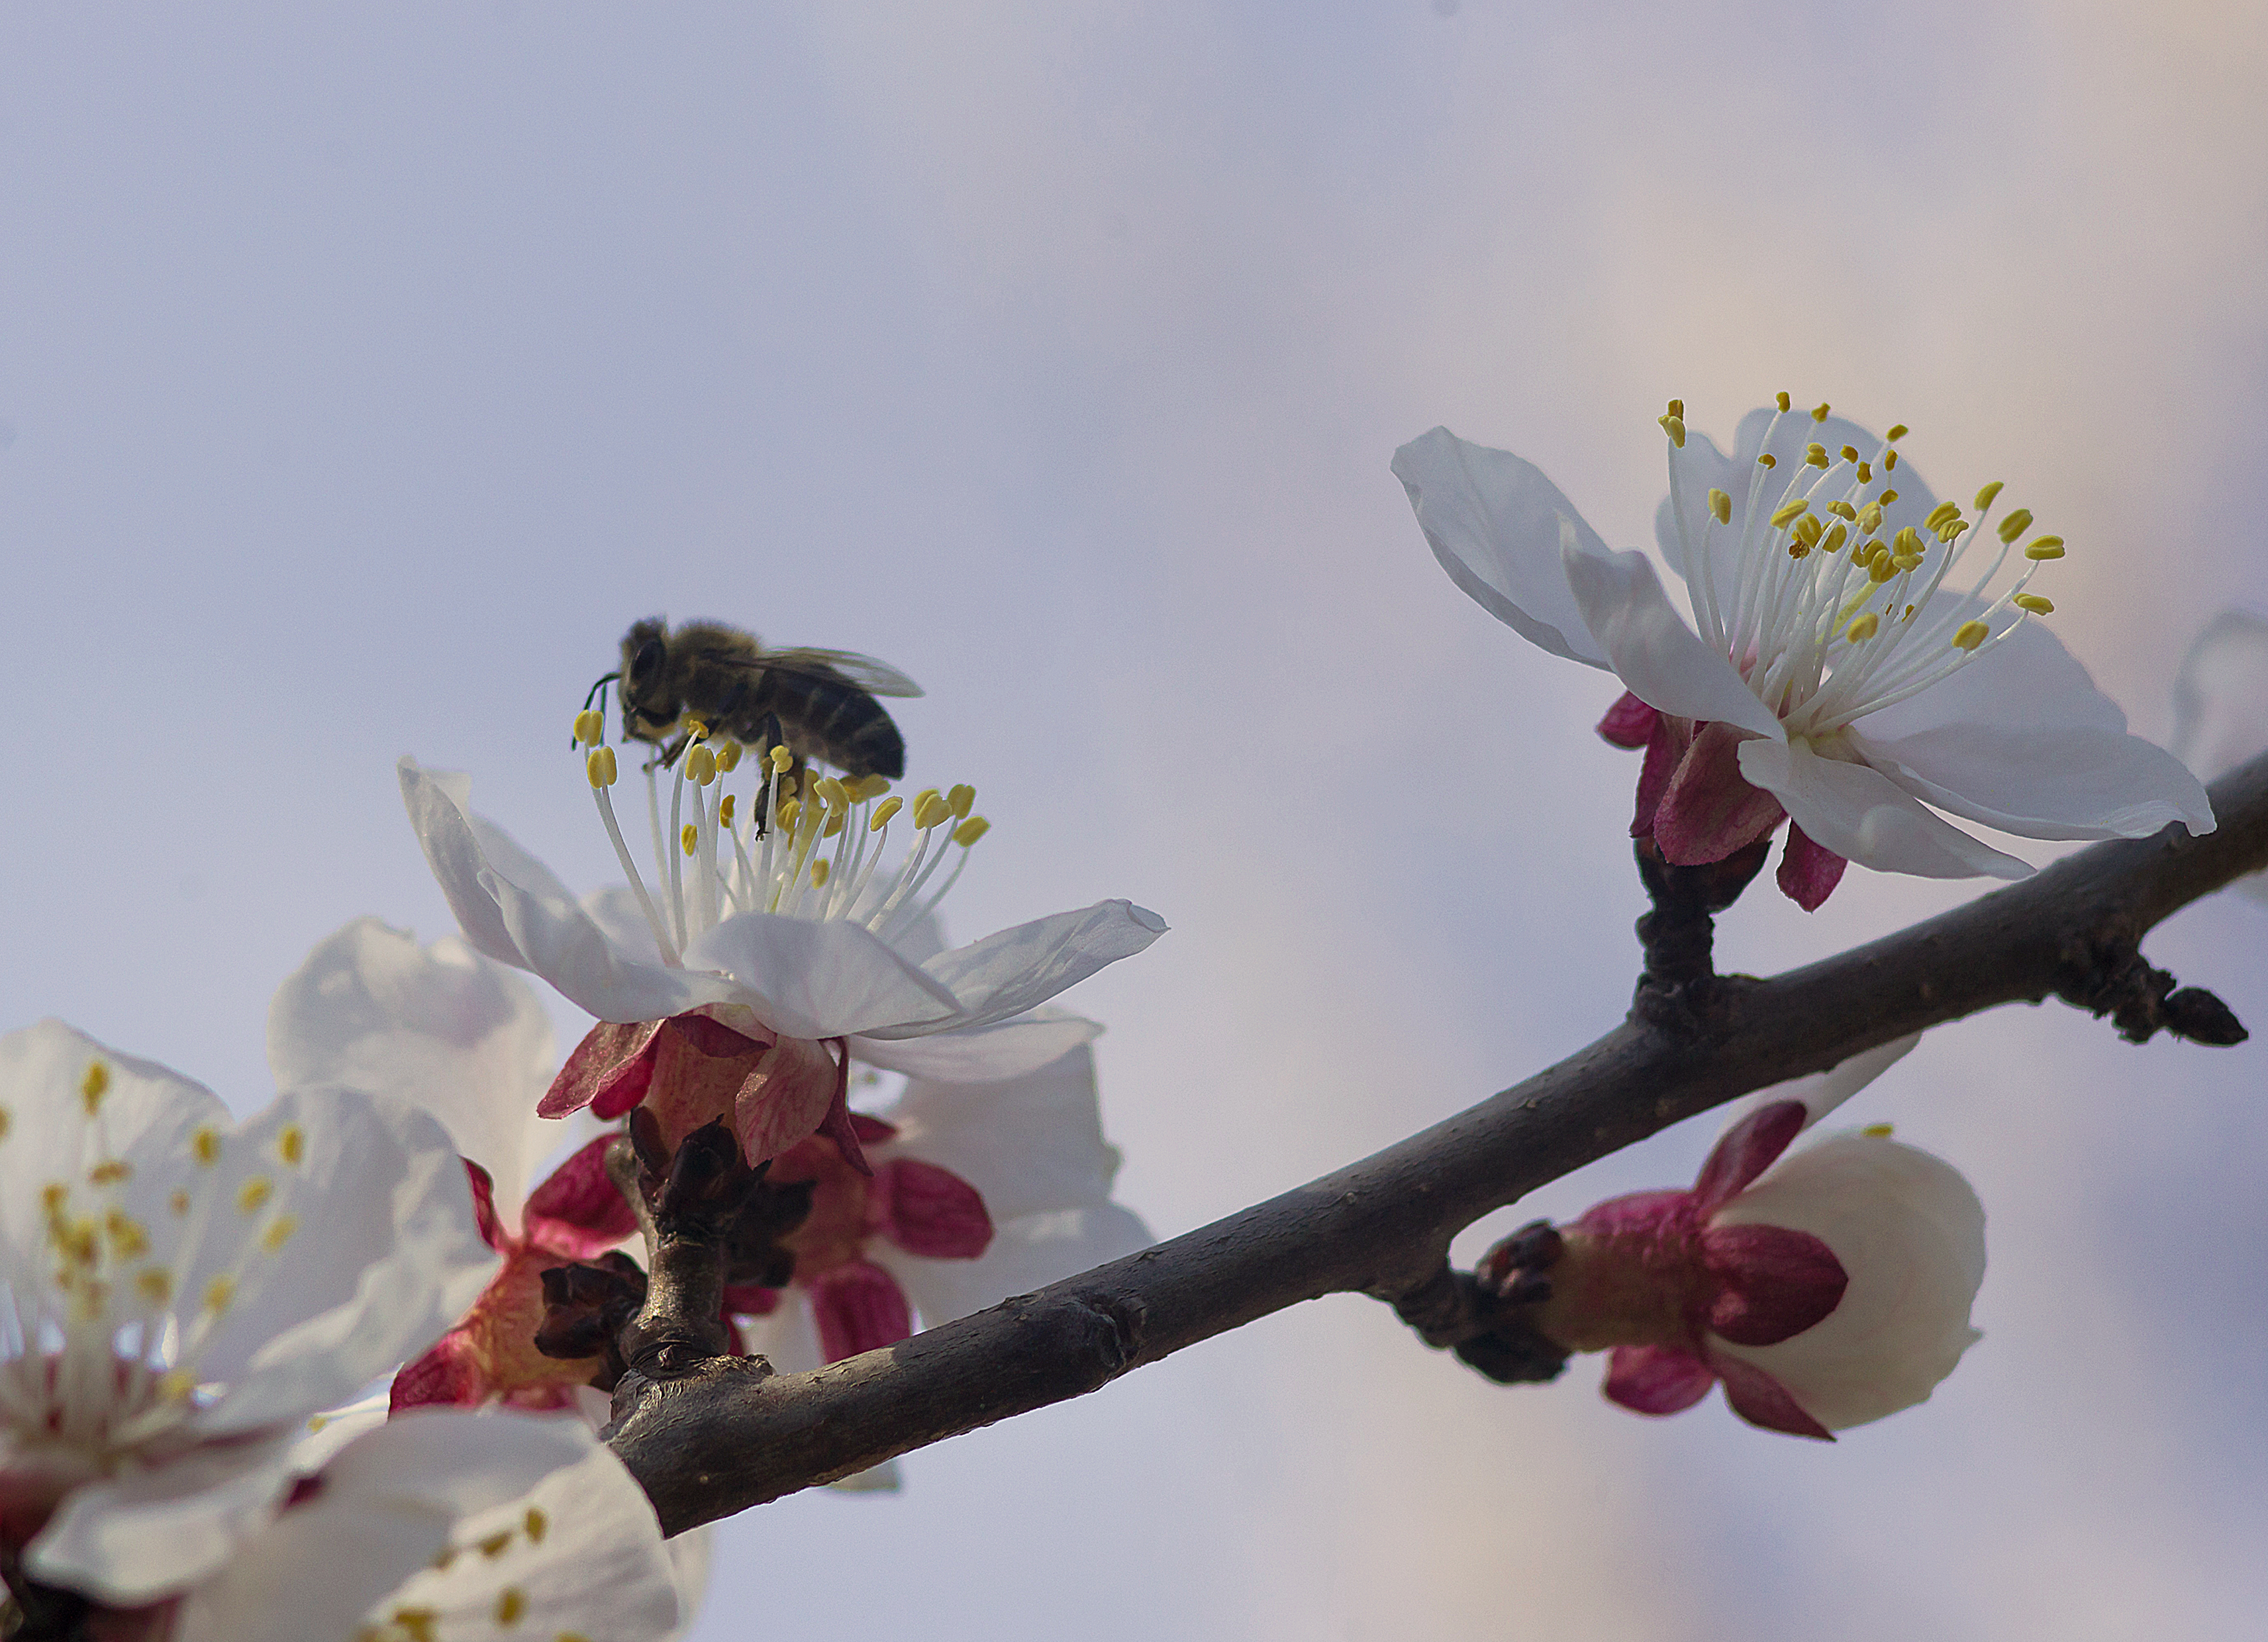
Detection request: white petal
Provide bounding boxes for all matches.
[1561,546,1787,740]
[1855,722,2214,842]
[887,1204,1153,1326]
[881,1041,1122,1220]
[1738,737,2030,880]
[267,919,560,1223]
[1711,1132,1986,1429]
[663,1527,715,1640]
[893,901,1167,1038]
[26,1433,299,1602]
[1853,609,2128,739]
[852,1008,1102,1081]
[1719,1034,1922,1134]
[1391,427,1612,667]
[825,1458,903,1494]
[684,911,962,1040]
[2171,608,2268,780]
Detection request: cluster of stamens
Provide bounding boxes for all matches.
[1,1057,306,1470]
[574,712,991,966]
[1655,393,2067,739]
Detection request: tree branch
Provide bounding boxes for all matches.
[605,751,2268,1535]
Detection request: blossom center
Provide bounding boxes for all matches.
[570,710,991,967]
[1659,395,2069,738]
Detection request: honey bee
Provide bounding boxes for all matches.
[589,618,922,793]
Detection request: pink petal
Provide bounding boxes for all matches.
[522,1135,640,1259]
[1631,712,1691,838]
[1691,1100,1804,1213]
[809,1259,914,1362]
[1652,722,1787,865]
[388,1329,485,1411]
[540,1018,666,1120]
[1698,1223,1848,1346]
[1597,689,1660,750]
[1776,823,1848,911]
[463,1159,507,1253]
[720,1283,781,1316]
[849,1112,899,1144]
[736,1034,845,1167]
[874,1159,994,1260]
[1601,1344,1716,1416]
[1711,1351,1834,1440]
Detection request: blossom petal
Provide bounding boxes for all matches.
[1561,546,1787,740]
[389,1329,487,1411]
[1599,1344,1715,1416]
[1691,1101,1805,1214]
[684,912,962,1040]
[900,901,1167,1038]
[879,1042,1123,1220]
[885,1204,1153,1328]
[1699,1223,1848,1347]
[1564,1188,1692,1239]
[1712,1132,1986,1430]
[1855,722,2215,842]
[2171,609,2268,781]
[1720,1034,1922,1135]
[26,1435,299,1603]
[1738,736,2030,880]
[1709,1351,1834,1440]
[1596,689,1659,749]
[874,1159,993,1260]
[1391,426,1612,667]
[809,1258,915,1361]
[1854,610,2126,738]
[522,1135,640,1259]
[850,1008,1103,1081]
[1775,823,1847,910]
[267,918,560,1225]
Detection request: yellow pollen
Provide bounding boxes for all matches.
[1878,488,1898,505]
[1820,522,1848,554]
[1708,487,1731,524]
[1775,391,1791,412]
[2014,593,2055,614]
[769,744,793,774]
[854,773,893,801]
[1953,620,1990,652]
[205,1275,236,1315]
[912,789,950,829]
[1657,413,1686,448]
[815,775,848,812]
[1757,453,1777,469]
[1804,442,1829,467]
[524,1507,548,1543]
[1840,444,1859,463]
[680,823,698,857]
[948,783,975,820]
[193,1127,222,1166]
[1858,503,1883,534]
[1974,481,2004,510]
[1887,423,1909,441]
[715,739,742,773]
[1925,501,1959,530]
[718,794,736,829]
[262,1215,299,1251]
[479,1530,515,1560]
[1826,500,1857,520]
[1810,402,1830,422]
[685,745,717,786]
[2024,536,2065,560]
[952,816,991,847]
[1792,513,1823,547]
[278,1124,305,1166]
[137,1268,171,1304]
[1856,461,1873,482]
[81,1060,110,1114]
[1862,1122,1895,1137]
[1870,557,1899,584]
[869,795,903,830]
[495,1588,527,1626]
[810,858,831,888]
[572,708,604,747]
[1893,526,1924,556]
[1995,508,2035,543]
[237,1177,273,1214]
[1771,499,1809,528]
[1666,398,1683,418]
[170,1188,190,1216]
[89,1159,131,1185]
[158,1368,196,1403]
[682,720,709,743]
[585,746,618,789]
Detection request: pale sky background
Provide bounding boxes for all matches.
[4,4,2267,1639]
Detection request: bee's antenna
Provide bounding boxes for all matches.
[575,673,620,747]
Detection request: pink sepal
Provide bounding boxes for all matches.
[522,1135,640,1258]
[1597,689,1660,749]
[809,1258,914,1362]
[541,1019,666,1119]
[1776,824,1848,911]
[1652,722,1786,865]
[738,1034,844,1169]
[462,1159,507,1253]
[1698,1223,1848,1346]
[1691,1100,1804,1213]
[1601,1344,1716,1416]
[849,1112,898,1144]
[1711,1351,1834,1441]
[1565,1188,1692,1239]
[499,1384,579,1412]
[1630,713,1689,838]
[875,1159,993,1259]
[389,1331,484,1412]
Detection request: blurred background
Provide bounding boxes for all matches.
[3,3,2265,1637]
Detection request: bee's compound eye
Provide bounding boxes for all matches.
[628,638,665,693]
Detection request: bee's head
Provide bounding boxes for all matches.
[618,616,673,736]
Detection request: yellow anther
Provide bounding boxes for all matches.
[912,789,948,828]
[237,1177,272,1214]
[585,747,618,789]
[1846,612,1881,642]
[0,1106,10,1141]
[262,1215,299,1251]
[1792,513,1823,546]
[1953,620,1990,652]
[948,783,975,820]
[715,739,742,773]
[1861,1122,1895,1137]
[810,858,831,889]
[277,1124,305,1166]
[1775,391,1792,412]
[869,795,903,831]
[137,1268,171,1304]
[1820,522,1848,554]
[679,823,698,857]
[1878,488,1898,505]
[1893,525,1924,556]
[1858,503,1883,534]
[524,1508,548,1543]
[2014,593,2055,614]
[193,1127,222,1167]
[718,794,736,829]
[81,1060,109,1115]
[952,816,991,847]
[1870,556,1900,584]
[105,1211,148,1259]
[389,1610,440,1642]
[1840,445,1859,463]
[479,1531,514,1560]
[1993,508,2034,544]
[1708,487,1732,524]
[1658,414,1686,448]
[821,810,844,839]
[769,744,793,774]
[1904,604,1917,620]
[158,1368,196,1403]
[685,745,717,786]
[2023,535,2065,560]
[1884,450,1899,471]
[1887,423,1909,441]
[775,798,801,835]
[572,708,604,747]
[1666,398,1683,419]
[1757,453,1777,469]
[1825,500,1857,520]
[815,775,848,812]
[89,1159,131,1185]
[682,720,709,743]
[1856,461,1873,483]
[495,1588,527,1625]
[205,1275,236,1315]
[42,1181,68,1213]
[1804,442,1829,467]
[1925,501,1959,530]
[1810,403,1830,423]
[1771,499,1810,528]
[558,1634,595,1642]
[1974,481,2004,510]
[1936,519,1969,544]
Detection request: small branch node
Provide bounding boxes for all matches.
[2057,945,2249,1046]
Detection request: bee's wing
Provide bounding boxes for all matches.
[757,648,925,699]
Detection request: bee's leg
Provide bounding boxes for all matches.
[648,731,692,773]
[748,714,787,837]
